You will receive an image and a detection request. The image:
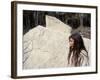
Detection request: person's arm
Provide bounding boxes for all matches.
[79,50,89,66]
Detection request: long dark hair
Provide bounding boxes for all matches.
[68,32,88,66]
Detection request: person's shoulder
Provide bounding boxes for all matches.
[79,50,89,66]
[80,50,88,58]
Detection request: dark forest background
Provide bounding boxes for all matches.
[23,10,91,39]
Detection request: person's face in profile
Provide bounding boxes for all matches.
[69,38,74,48]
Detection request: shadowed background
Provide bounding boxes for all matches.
[23,10,91,39]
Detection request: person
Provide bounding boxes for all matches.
[67,32,89,67]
